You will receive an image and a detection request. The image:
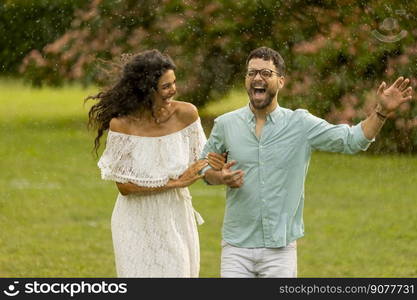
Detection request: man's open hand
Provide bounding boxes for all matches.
[377,77,413,115]
[221,160,244,188]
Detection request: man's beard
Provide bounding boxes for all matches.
[248,89,276,109]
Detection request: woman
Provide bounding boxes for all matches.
[87,49,223,277]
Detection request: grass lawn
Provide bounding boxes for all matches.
[0,80,416,277]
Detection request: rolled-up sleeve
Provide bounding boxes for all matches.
[304,111,374,154]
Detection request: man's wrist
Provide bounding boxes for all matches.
[375,104,389,117]
[375,110,387,121]
[200,167,214,185]
[204,168,225,185]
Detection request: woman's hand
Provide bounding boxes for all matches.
[207,152,227,170]
[170,159,208,188]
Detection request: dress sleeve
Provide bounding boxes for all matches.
[97,132,169,187]
[188,118,208,164]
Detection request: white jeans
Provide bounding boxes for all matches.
[220,240,297,278]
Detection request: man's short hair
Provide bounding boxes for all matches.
[246,47,286,76]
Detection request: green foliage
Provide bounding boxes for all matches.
[0,0,86,75]
[13,0,417,153]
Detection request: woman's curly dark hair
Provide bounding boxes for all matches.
[86,49,176,155]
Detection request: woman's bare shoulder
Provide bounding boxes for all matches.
[173,100,199,126]
[109,117,130,134]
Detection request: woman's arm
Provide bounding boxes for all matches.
[116,159,208,196]
[116,179,182,196]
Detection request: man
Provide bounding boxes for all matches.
[200,46,413,278]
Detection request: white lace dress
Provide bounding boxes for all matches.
[97,118,207,278]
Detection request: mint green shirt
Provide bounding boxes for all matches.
[200,105,373,248]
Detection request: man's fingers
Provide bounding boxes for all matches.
[229,178,244,188]
[398,78,410,91]
[223,160,237,170]
[234,176,244,185]
[231,171,244,180]
[228,175,243,183]
[223,173,238,181]
[402,87,412,97]
[224,171,244,187]
[377,81,385,95]
[224,170,244,178]
[393,76,404,88]
[400,95,413,103]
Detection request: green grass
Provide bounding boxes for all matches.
[1,80,416,277]
[200,89,248,117]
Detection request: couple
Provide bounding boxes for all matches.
[87,47,413,278]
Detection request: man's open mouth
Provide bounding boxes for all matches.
[252,87,266,95]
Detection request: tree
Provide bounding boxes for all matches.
[0,0,85,75]
[20,0,417,153]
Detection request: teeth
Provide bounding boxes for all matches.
[253,88,266,93]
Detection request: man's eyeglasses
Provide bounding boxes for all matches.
[246,68,280,79]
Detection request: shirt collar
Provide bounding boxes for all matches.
[244,103,281,124]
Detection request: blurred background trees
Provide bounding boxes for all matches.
[2,0,417,153]
[0,0,85,76]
